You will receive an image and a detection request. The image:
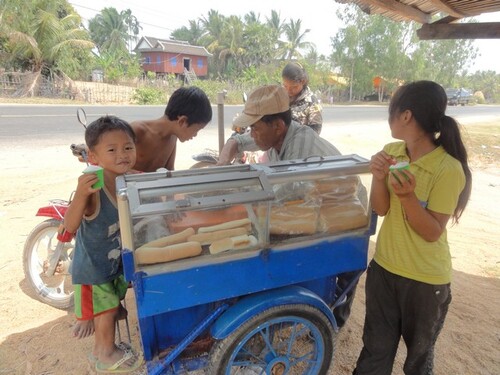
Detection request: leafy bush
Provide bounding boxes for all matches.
[132,86,167,105]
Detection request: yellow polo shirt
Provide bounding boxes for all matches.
[374,142,466,284]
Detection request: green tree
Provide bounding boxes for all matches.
[240,17,276,70]
[171,20,204,45]
[121,8,142,52]
[266,10,285,39]
[88,7,139,55]
[199,10,226,78]
[0,0,94,92]
[281,19,314,60]
[218,15,245,77]
[330,6,479,101]
[87,7,142,83]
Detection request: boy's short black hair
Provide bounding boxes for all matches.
[165,86,212,126]
[85,115,136,149]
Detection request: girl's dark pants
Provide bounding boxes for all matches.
[353,260,451,375]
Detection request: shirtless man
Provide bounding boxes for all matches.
[131,86,212,172]
[74,86,212,172]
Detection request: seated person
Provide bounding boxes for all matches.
[227,84,359,328]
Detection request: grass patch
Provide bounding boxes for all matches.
[0,96,87,105]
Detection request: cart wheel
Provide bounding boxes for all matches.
[207,304,336,375]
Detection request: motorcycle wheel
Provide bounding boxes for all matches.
[23,219,75,309]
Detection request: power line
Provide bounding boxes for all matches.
[70,2,177,34]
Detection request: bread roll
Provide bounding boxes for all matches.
[137,227,195,250]
[197,218,251,233]
[135,241,202,265]
[187,226,249,245]
[209,235,257,254]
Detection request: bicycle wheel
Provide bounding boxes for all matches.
[207,303,336,375]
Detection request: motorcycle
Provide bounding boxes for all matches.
[22,111,88,309]
[23,197,75,309]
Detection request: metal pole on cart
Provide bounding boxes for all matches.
[217,90,227,153]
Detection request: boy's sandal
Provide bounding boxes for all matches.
[88,342,133,365]
[95,347,143,373]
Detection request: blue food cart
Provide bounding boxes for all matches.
[116,155,376,375]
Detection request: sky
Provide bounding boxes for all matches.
[70,0,500,73]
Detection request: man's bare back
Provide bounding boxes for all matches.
[131,117,177,172]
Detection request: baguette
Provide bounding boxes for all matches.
[209,235,257,254]
[137,227,195,250]
[187,227,249,245]
[135,241,202,265]
[197,218,252,233]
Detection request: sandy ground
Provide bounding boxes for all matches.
[0,111,499,375]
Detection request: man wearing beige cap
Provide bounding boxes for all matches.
[217,84,340,164]
[217,84,358,329]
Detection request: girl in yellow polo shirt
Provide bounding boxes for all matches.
[353,80,472,375]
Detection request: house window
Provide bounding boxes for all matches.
[171,57,177,66]
[197,58,203,68]
[156,56,161,65]
[145,56,151,64]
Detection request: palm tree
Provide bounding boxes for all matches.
[200,10,226,77]
[218,15,245,76]
[266,10,285,39]
[281,19,314,60]
[2,0,94,96]
[88,7,131,55]
[121,8,142,52]
[171,20,204,45]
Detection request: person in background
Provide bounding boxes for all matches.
[217,62,323,165]
[132,86,212,172]
[64,116,143,373]
[353,80,472,375]
[282,61,323,134]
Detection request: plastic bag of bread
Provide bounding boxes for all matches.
[319,199,368,233]
[315,176,360,201]
[272,181,319,205]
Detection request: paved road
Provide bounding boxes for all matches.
[0,104,499,148]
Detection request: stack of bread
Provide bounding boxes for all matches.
[134,218,256,265]
[316,176,368,233]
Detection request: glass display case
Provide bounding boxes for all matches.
[117,154,372,274]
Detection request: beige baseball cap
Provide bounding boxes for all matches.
[233,85,290,128]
